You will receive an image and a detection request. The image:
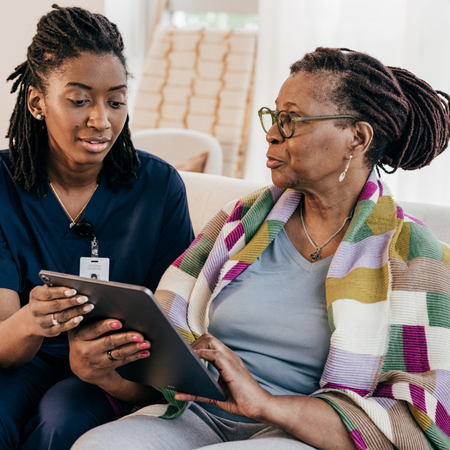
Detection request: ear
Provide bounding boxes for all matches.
[350,121,373,159]
[27,85,46,120]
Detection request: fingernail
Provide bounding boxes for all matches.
[74,316,84,324]
[83,304,94,312]
[65,289,77,297]
[111,322,121,329]
[77,296,89,304]
[141,351,150,357]
[140,343,149,349]
[132,336,143,342]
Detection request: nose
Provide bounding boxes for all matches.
[87,102,111,131]
[266,121,284,145]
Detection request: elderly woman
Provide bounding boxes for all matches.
[0,5,193,450]
[73,48,450,450]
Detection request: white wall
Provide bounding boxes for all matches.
[0,0,104,150]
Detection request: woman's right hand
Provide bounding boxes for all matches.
[27,284,95,337]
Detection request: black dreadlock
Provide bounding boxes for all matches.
[6,4,139,195]
[290,47,450,173]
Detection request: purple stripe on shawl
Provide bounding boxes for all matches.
[404,213,426,227]
[265,190,301,222]
[349,429,367,450]
[101,389,129,419]
[434,370,450,415]
[322,347,380,392]
[269,184,285,203]
[227,200,243,224]
[223,261,250,281]
[225,223,245,251]
[372,396,397,410]
[328,230,393,278]
[322,382,369,397]
[168,294,189,331]
[403,325,430,373]
[410,384,427,413]
[396,206,404,220]
[202,236,230,293]
[436,401,450,436]
[373,383,394,398]
[358,181,378,202]
[377,179,383,197]
[173,234,203,268]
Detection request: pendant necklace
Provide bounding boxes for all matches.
[299,202,354,262]
[49,182,99,228]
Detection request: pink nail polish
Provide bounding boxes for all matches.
[111,322,121,329]
[132,336,143,342]
[140,343,148,349]
[141,351,150,357]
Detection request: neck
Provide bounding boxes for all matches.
[47,159,102,193]
[301,167,371,227]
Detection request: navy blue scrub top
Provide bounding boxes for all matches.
[0,149,194,357]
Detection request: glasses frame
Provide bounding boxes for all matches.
[258,107,359,139]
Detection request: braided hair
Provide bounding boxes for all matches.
[7,4,139,195]
[290,47,450,173]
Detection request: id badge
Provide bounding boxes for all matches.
[79,257,110,281]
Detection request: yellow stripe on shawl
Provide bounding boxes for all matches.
[408,404,432,431]
[390,220,410,262]
[230,221,270,264]
[326,266,389,307]
[442,243,450,265]
[366,196,397,236]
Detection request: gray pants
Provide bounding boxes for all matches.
[72,403,318,450]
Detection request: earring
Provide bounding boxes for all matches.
[339,154,353,182]
[36,114,42,120]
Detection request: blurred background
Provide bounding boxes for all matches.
[1,0,449,205]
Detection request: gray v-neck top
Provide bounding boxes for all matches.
[201,228,332,422]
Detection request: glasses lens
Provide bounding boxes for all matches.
[278,111,293,137]
[260,108,275,133]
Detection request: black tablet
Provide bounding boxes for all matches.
[39,270,226,401]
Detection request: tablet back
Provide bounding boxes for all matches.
[39,270,226,401]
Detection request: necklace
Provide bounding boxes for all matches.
[49,182,98,228]
[299,202,354,262]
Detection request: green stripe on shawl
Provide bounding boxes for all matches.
[408,222,444,261]
[153,388,189,419]
[326,266,390,307]
[345,200,376,243]
[427,292,450,329]
[241,188,275,244]
[328,303,336,333]
[382,325,407,373]
[178,235,215,278]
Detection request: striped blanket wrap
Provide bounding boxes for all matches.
[133,170,450,450]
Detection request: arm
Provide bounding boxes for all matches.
[174,334,357,450]
[68,319,163,405]
[0,286,95,368]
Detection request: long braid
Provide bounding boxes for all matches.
[290,48,450,172]
[6,4,138,195]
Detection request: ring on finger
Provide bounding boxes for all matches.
[107,350,117,362]
[51,313,59,327]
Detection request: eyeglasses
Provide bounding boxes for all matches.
[258,107,359,139]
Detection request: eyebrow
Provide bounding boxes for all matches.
[65,82,127,91]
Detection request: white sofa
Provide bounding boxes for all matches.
[179,171,450,244]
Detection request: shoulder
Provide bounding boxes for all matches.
[133,150,185,196]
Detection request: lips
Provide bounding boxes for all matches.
[79,137,111,153]
[266,156,283,169]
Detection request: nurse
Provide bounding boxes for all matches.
[0,5,193,450]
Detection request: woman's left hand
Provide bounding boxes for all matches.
[174,333,272,421]
[68,319,151,389]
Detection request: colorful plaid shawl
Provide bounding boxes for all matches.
[133,170,450,450]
